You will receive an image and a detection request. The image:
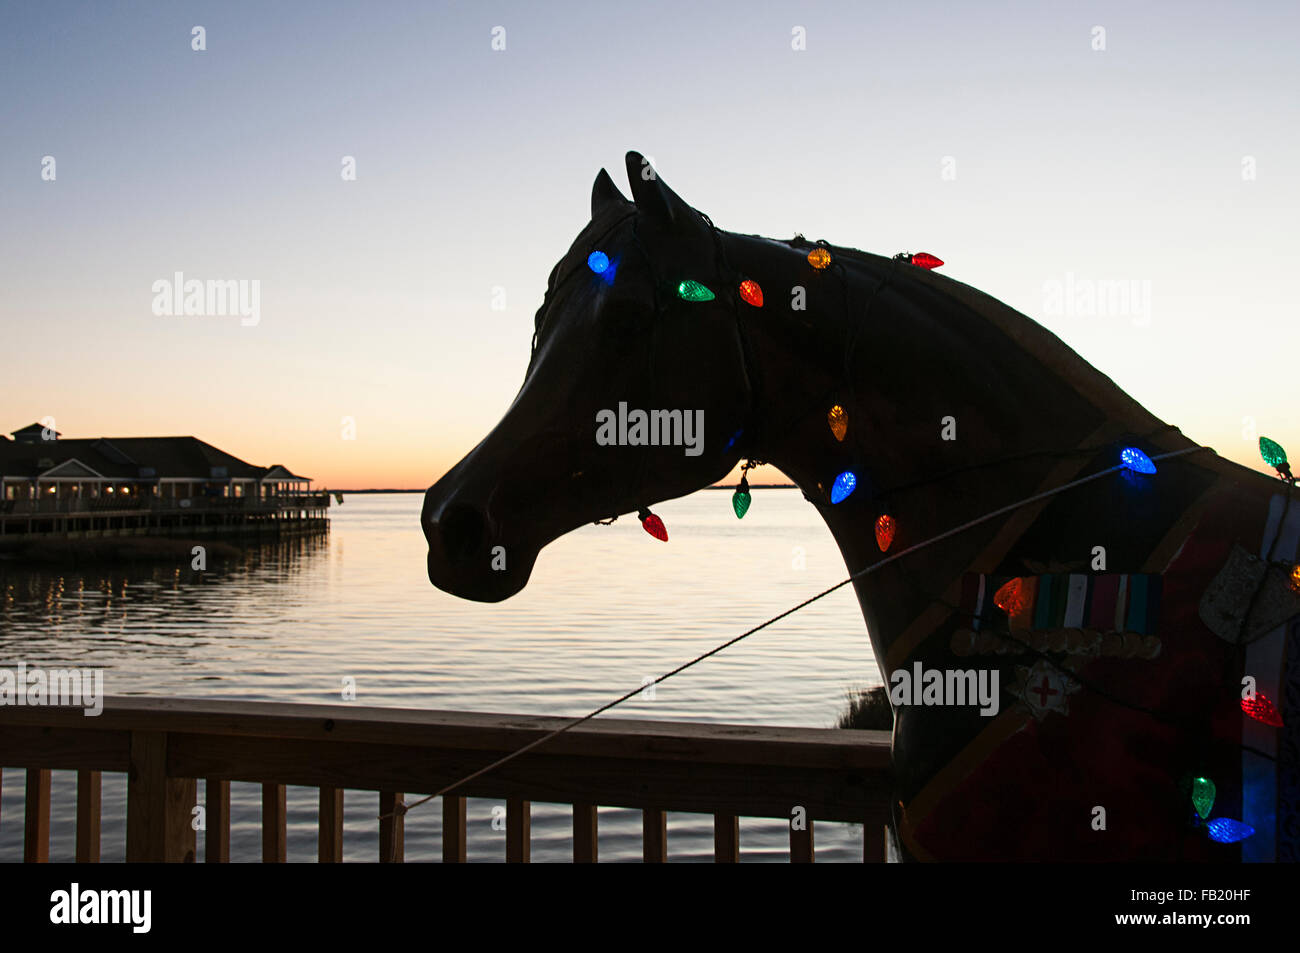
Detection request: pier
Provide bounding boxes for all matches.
[0,492,330,542]
[0,424,329,547]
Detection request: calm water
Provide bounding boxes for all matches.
[0,490,881,862]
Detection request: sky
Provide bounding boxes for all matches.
[2,1,1297,489]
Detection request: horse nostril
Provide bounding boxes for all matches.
[439,503,486,565]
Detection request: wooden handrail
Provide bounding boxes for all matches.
[1,495,328,517]
[0,696,893,863]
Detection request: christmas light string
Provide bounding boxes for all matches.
[887,538,1288,761]
[384,443,1221,830]
[478,205,1296,853]
[882,446,1295,848]
[579,220,924,536]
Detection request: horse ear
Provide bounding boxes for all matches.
[591,168,628,218]
[625,151,696,230]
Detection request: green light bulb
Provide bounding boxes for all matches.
[1259,436,1288,469]
[1191,776,1216,820]
[732,479,751,519]
[677,280,715,302]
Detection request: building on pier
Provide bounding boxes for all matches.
[0,423,329,541]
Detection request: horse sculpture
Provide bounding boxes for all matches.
[422,152,1298,861]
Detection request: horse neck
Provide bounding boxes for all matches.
[729,234,1190,664]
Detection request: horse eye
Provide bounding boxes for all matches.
[587,251,610,274]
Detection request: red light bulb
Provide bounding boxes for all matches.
[994,577,1027,615]
[738,279,763,307]
[910,252,943,269]
[874,513,896,552]
[638,508,668,542]
[1241,693,1284,727]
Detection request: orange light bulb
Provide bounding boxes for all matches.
[827,404,848,442]
[807,247,832,270]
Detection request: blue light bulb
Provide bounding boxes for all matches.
[1206,817,1255,844]
[1119,447,1156,474]
[830,471,857,504]
[587,251,609,274]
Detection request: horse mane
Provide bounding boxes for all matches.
[790,235,1170,435]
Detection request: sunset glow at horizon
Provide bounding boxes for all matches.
[3,2,1296,491]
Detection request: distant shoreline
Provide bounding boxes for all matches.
[330,484,799,493]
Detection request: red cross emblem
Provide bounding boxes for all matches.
[1016,660,1080,720]
[1030,675,1058,708]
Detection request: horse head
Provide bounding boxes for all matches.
[423,153,753,602]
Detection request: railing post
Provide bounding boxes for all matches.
[76,769,101,862]
[643,809,667,863]
[206,779,230,862]
[379,791,404,863]
[319,787,343,863]
[24,768,50,863]
[864,804,889,863]
[573,803,598,863]
[126,731,196,862]
[263,783,287,862]
[442,795,466,863]
[713,813,739,862]
[506,797,530,863]
[790,819,814,863]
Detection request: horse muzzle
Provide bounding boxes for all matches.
[422,483,537,603]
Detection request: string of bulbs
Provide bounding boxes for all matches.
[445,214,1297,855]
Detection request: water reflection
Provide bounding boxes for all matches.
[1,534,329,663]
[0,492,881,861]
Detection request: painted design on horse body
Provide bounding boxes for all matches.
[1240,491,1300,862]
[909,479,1294,859]
[1200,544,1300,643]
[955,571,1165,718]
[1279,619,1300,862]
[952,571,1165,661]
[1011,659,1082,721]
[952,627,1162,660]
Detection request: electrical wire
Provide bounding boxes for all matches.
[384,444,1213,827]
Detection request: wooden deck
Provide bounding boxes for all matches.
[0,493,330,541]
[0,696,894,862]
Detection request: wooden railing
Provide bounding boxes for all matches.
[0,697,893,863]
[2,493,329,517]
